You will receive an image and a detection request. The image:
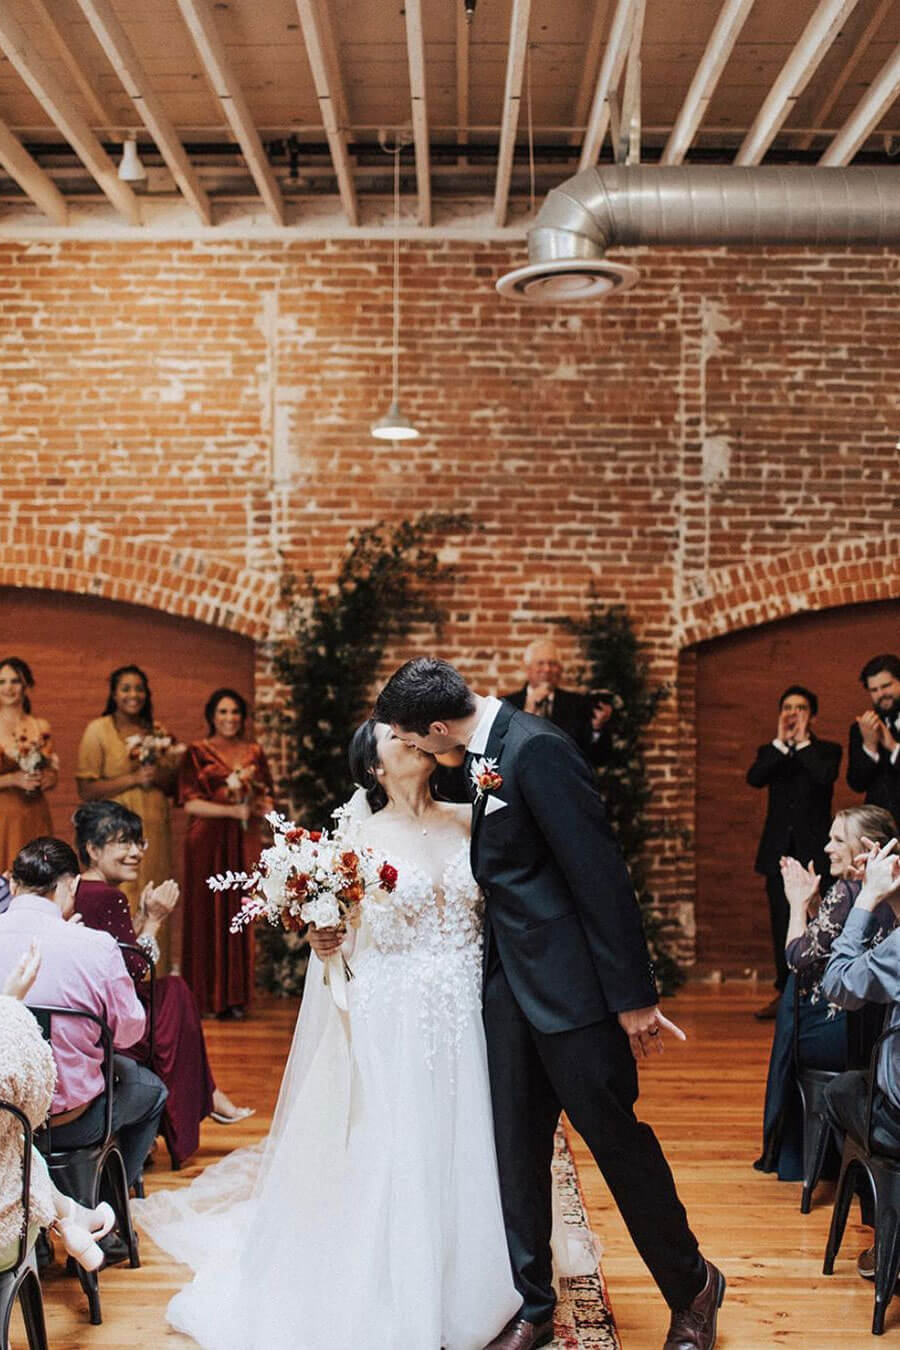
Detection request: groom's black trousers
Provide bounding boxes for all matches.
[483,961,706,1323]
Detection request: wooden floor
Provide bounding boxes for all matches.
[9,984,885,1349]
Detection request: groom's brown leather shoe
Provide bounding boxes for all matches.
[663,1260,726,1349]
[484,1316,555,1349]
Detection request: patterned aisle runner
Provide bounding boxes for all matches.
[551,1125,620,1349]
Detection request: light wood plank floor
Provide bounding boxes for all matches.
[10,985,884,1348]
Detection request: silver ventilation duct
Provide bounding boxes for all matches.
[496,165,900,304]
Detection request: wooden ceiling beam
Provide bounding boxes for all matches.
[294,0,357,225]
[30,0,116,132]
[493,0,532,227]
[403,0,431,227]
[175,0,285,225]
[0,1,139,222]
[820,40,900,164]
[797,0,893,151]
[661,0,755,165]
[578,0,636,170]
[0,117,67,223]
[76,0,212,225]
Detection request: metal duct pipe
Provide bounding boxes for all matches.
[496,165,900,303]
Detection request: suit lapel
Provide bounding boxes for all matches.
[471,700,515,850]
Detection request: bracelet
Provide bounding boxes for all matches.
[136,932,161,966]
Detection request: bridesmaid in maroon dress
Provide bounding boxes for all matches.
[179,688,275,1019]
[72,800,253,1168]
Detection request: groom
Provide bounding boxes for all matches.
[374,658,724,1350]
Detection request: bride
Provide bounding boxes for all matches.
[134,720,593,1350]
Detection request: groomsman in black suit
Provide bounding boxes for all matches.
[503,638,611,767]
[747,685,842,1019]
[376,659,724,1350]
[847,653,900,825]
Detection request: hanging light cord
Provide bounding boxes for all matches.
[392,145,400,405]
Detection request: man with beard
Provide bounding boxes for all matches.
[848,654,900,825]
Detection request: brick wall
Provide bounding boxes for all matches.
[1,237,898,967]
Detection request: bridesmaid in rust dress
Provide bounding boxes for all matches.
[179,688,275,1019]
[73,800,253,1168]
[0,658,58,871]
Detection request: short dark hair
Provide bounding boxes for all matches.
[12,837,79,895]
[204,687,248,736]
[102,665,154,726]
[73,800,144,867]
[860,654,900,687]
[374,658,476,736]
[0,656,35,715]
[779,684,818,718]
[348,718,388,814]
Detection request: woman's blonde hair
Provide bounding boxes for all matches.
[833,804,897,850]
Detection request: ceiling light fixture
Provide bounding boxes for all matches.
[118,133,147,184]
[371,141,420,442]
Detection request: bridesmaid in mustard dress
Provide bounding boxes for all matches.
[0,657,58,871]
[179,688,274,1018]
[76,665,184,969]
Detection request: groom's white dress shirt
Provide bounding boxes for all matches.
[467,696,503,756]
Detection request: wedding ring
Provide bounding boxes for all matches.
[648,1027,660,1037]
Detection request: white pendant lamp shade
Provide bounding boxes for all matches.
[118,135,147,183]
[371,401,420,440]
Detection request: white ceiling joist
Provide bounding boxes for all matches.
[0,2,140,223]
[403,0,431,226]
[797,0,893,152]
[493,0,532,227]
[569,1,610,147]
[661,0,755,165]
[0,117,67,224]
[294,0,358,226]
[30,0,116,132]
[578,0,637,171]
[76,0,212,225]
[820,40,900,164]
[616,0,646,164]
[735,0,860,165]
[456,1,470,151]
[175,0,285,225]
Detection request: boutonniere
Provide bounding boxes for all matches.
[470,756,503,802]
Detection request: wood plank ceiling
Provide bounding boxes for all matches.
[0,0,897,234]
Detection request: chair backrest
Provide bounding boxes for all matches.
[864,1020,900,1152]
[117,942,156,1061]
[0,1099,33,1272]
[28,1005,115,1154]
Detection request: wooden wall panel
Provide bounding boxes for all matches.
[693,599,900,978]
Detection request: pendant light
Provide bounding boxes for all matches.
[371,145,419,442]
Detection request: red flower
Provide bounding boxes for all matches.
[285,828,306,845]
[378,862,399,893]
[339,850,359,873]
[308,830,322,842]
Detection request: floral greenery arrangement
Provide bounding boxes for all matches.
[257,513,472,996]
[558,598,686,994]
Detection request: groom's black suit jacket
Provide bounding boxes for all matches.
[470,700,657,1034]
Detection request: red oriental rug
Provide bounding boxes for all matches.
[552,1125,620,1348]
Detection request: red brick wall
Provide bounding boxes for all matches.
[1,238,898,967]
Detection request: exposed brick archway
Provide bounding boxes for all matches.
[679,536,900,648]
[0,527,277,640]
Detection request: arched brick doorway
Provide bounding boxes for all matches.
[692,597,900,979]
[0,587,256,891]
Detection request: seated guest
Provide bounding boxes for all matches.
[0,836,167,1191]
[848,653,900,825]
[503,638,605,766]
[747,684,842,1017]
[73,801,252,1167]
[755,806,897,1181]
[821,834,900,1278]
[1,942,116,1273]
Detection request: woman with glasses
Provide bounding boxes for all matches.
[73,800,252,1168]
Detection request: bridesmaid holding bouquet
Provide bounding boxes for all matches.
[179,688,274,1019]
[0,658,58,871]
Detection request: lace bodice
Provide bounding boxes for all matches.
[351,842,484,1070]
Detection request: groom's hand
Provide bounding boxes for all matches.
[618,1005,687,1060]
[307,924,344,959]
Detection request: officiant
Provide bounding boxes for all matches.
[503,638,610,767]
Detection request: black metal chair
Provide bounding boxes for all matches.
[0,1101,48,1350]
[794,982,886,1214]
[823,1023,900,1335]
[31,1006,139,1326]
[117,942,159,1196]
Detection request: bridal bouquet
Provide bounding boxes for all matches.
[125,724,182,766]
[208,811,398,1008]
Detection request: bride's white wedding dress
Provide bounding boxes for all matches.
[134,840,596,1350]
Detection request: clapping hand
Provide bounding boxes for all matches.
[3,939,40,1000]
[780,855,821,912]
[617,1005,687,1061]
[853,836,900,909]
[141,878,180,921]
[858,710,885,755]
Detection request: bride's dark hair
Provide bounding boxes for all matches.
[349,718,389,814]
